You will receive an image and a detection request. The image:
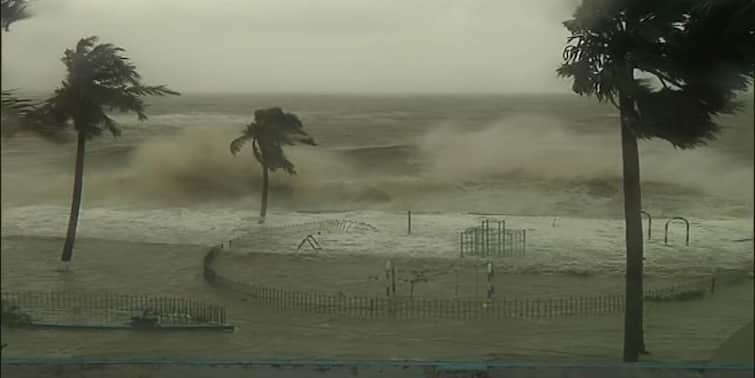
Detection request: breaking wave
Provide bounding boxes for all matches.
[2,115,752,217]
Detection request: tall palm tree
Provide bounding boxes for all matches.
[43,36,179,262]
[1,0,30,31]
[558,0,753,362]
[230,107,316,224]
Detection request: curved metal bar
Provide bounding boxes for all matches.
[296,234,321,252]
[664,217,690,246]
[640,210,652,240]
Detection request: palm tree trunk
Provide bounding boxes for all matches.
[620,92,646,362]
[259,163,269,224]
[61,131,86,262]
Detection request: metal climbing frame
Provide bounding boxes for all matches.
[664,216,690,246]
[459,220,526,258]
[296,234,322,252]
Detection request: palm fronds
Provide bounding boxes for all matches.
[46,36,180,137]
[1,0,30,31]
[230,107,316,175]
[1,90,69,141]
[558,0,754,148]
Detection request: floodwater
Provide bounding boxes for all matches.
[1,235,752,362]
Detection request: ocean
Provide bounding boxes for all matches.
[1,93,753,361]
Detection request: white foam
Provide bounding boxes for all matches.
[2,205,751,277]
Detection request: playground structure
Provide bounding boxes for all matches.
[640,211,692,246]
[665,216,691,246]
[641,210,652,240]
[1,291,231,330]
[222,218,378,254]
[296,234,322,252]
[459,220,526,258]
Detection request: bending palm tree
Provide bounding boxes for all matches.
[1,90,65,140]
[558,0,753,362]
[1,0,30,31]
[43,36,179,262]
[1,0,46,138]
[230,107,316,224]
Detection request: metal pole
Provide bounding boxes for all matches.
[408,211,412,235]
[475,264,479,298]
[391,264,396,296]
[385,260,392,297]
[455,268,459,298]
[488,261,495,301]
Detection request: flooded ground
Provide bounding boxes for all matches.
[2,236,752,362]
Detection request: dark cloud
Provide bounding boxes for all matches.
[2,0,576,94]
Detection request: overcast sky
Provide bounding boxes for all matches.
[1,0,580,94]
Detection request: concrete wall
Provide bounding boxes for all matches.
[2,360,753,378]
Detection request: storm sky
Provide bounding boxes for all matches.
[1,0,580,94]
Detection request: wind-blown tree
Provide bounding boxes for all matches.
[558,0,753,362]
[0,91,65,140]
[230,107,316,224]
[42,36,179,262]
[1,0,40,137]
[1,0,30,31]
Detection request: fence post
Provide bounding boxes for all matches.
[385,260,392,298]
[391,263,397,296]
[454,268,459,298]
[486,261,495,302]
[408,211,412,235]
[482,220,488,256]
[459,232,464,258]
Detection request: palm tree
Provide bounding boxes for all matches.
[558,0,753,362]
[42,36,179,262]
[0,90,65,140]
[1,0,31,31]
[1,0,38,136]
[230,107,316,224]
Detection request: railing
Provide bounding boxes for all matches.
[1,291,227,326]
[205,246,624,320]
[202,245,740,321]
[212,278,626,320]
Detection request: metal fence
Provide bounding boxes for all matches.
[203,245,736,321]
[1,291,227,327]
[204,246,624,320]
[460,220,527,257]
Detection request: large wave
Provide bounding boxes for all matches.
[1,115,752,217]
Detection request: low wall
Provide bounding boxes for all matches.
[2,359,753,378]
